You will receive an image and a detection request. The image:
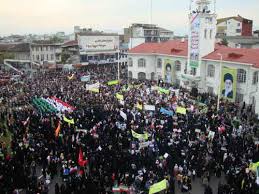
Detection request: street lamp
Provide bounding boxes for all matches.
[217,53,223,111]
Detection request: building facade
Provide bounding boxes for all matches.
[30,41,62,65]
[124,23,174,49]
[217,15,253,37]
[128,0,259,114]
[78,33,120,65]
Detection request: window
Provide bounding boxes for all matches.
[128,71,133,79]
[253,72,258,85]
[207,87,214,94]
[236,93,244,103]
[46,54,49,60]
[175,60,181,71]
[190,67,196,76]
[207,64,215,77]
[237,69,246,83]
[184,62,187,74]
[41,54,44,61]
[138,72,146,80]
[237,23,241,27]
[37,55,39,60]
[236,29,241,33]
[175,79,180,87]
[138,58,146,68]
[151,72,155,80]
[51,54,54,60]
[128,58,133,67]
[210,29,213,39]
[204,29,207,39]
[157,58,162,68]
[32,55,35,61]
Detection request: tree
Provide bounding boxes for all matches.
[61,52,70,64]
[0,52,15,64]
[221,38,228,46]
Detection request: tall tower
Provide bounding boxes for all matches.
[187,0,217,76]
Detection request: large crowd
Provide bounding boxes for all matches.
[0,65,259,194]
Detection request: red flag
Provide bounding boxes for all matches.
[55,121,61,137]
[78,148,88,167]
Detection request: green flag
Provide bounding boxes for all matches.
[108,80,119,86]
[149,179,167,194]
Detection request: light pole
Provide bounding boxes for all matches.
[117,50,120,80]
[217,53,223,111]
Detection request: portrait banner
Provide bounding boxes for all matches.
[164,59,173,84]
[220,67,237,102]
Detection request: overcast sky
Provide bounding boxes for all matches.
[0,0,258,36]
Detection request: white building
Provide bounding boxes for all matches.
[128,0,259,114]
[30,41,62,65]
[124,23,174,49]
[78,33,120,65]
[217,15,253,37]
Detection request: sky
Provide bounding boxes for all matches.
[0,0,258,36]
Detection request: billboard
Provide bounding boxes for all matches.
[164,59,174,84]
[189,14,200,68]
[78,35,119,52]
[220,67,237,102]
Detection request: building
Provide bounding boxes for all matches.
[77,32,120,65]
[30,40,62,65]
[61,40,80,64]
[217,15,253,37]
[124,23,174,49]
[216,36,259,49]
[128,0,259,114]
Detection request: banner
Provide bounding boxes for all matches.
[131,130,149,140]
[80,75,90,82]
[176,107,187,115]
[164,59,173,84]
[189,13,200,68]
[160,107,174,116]
[120,111,127,120]
[149,179,167,194]
[144,105,156,111]
[220,67,237,101]
[159,87,170,95]
[86,82,100,92]
[139,141,152,149]
[64,116,75,125]
[249,161,259,172]
[116,93,124,101]
[108,80,119,86]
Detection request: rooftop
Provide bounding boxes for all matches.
[129,40,259,68]
[0,43,30,52]
[217,15,253,24]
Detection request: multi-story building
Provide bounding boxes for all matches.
[128,0,259,114]
[217,15,253,37]
[30,40,62,65]
[77,32,120,65]
[124,23,174,49]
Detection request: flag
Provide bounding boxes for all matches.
[136,103,143,110]
[149,179,167,194]
[116,93,124,101]
[249,161,259,172]
[64,116,75,125]
[159,87,170,95]
[55,121,61,137]
[89,88,99,93]
[78,148,88,167]
[131,130,149,140]
[160,107,174,116]
[67,74,75,80]
[176,107,187,115]
[108,80,119,86]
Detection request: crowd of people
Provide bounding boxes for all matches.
[0,64,259,194]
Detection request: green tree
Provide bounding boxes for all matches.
[0,52,15,64]
[61,52,70,64]
[221,38,228,46]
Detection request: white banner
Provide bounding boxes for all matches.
[144,105,156,111]
[120,111,127,120]
[86,82,100,90]
[81,75,90,82]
